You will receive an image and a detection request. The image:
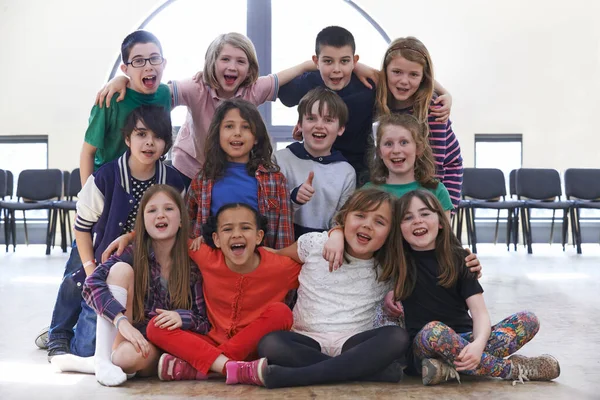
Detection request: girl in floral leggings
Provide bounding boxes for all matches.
[384,190,560,385]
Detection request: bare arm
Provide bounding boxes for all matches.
[79,142,96,188]
[74,229,96,276]
[275,60,317,86]
[455,294,491,371]
[272,241,301,264]
[431,80,452,122]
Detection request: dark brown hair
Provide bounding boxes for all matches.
[393,190,471,300]
[122,105,173,156]
[131,184,192,324]
[333,188,403,283]
[370,113,437,189]
[297,87,349,127]
[201,99,278,180]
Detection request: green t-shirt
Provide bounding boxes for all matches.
[365,181,454,211]
[84,84,171,171]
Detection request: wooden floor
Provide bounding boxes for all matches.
[1,243,599,400]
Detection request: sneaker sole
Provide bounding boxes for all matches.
[257,358,268,386]
[422,358,437,386]
[157,354,168,381]
[35,327,50,349]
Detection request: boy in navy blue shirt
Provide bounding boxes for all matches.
[279,26,374,186]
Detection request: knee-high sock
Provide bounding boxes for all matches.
[94,284,128,387]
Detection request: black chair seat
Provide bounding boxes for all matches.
[523,200,573,209]
[53,200,77,210]
[456,199,470,208]
[573,201,600,209]
[0,200,54,210]
[467,200,522,209]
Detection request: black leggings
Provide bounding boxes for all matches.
[257,326,409,388]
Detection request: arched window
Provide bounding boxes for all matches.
[111,0,389,146]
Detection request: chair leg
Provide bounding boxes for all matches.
[469,208,478,254]
[60,210,68,253]
[505,209,512,251]
[46,208,58,255]
[522,208,533,254]
[493,209,500,246]
[11,210,17,252]
[66,211,73,248]
[512,208,519,251]
[573,208,582,254]
[549,209,556,246]
[561,209,568,251]
[23,211,29,246]
[3,209,9,252]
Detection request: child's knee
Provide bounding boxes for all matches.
[111,341,140,370]
[106,262,134,286]
[517,311,540,335]
[264,302,293,329]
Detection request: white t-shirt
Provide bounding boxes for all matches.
[292,231,391,334]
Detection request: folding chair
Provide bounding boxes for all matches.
[50,168,82,252]
[0,169,63,253]
[515,168,572,254]
[460,168,522,253]
[564,168,600,254]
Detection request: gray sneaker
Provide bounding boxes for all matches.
[421,358,461,386]
[35,326,49,349]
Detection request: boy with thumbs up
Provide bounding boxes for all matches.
[275,87,356,239]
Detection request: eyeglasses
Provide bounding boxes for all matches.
[125,56,164,68]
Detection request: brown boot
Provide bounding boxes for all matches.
[508,354,560,385]
[421,358,461,386]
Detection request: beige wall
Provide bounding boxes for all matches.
[1,0,599,172]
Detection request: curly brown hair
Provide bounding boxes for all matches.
[201,98,278,180]
[369,113,438,189]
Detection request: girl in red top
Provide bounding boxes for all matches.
[147,202,301,386]
[186,98,293,250]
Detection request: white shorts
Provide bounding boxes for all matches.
[295,329,363,357]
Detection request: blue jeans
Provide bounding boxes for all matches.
[47,241,97,356]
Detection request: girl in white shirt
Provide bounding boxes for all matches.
[257,188,409,388]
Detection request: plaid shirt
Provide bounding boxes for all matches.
[82,245,210,336]
[186,164,294,249]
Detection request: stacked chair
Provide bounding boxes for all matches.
[0,169,63,253]
[564,168,600,254]
[458,168,522,253]
[514,168,573,254]
[50,168,81,253]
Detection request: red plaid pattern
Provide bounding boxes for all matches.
[186,164,293,249]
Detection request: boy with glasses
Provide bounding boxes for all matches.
[80,29,170,187]
[37,30,172,363]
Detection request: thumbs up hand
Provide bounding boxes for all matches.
[296,171,315,204]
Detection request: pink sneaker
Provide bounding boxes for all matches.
[225,358,268,386]
[158,353,208,381]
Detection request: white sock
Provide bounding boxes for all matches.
[94,284,128,387]
[51,354,95,374]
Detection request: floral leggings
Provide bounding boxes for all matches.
[412,311,540,378]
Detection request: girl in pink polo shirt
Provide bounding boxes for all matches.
[97,32,315,185]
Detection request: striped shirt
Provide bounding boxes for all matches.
[186,164,294,249]
[393,102,464,209]
[82,245,210,336]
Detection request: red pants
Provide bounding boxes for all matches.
[147,302,292,374]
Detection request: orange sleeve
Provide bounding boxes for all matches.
[188,242,215,272]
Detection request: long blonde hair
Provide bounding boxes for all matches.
[376,37,434,123]
[131,185,192,324]
[203,32,259,90]
[370,113,438,189]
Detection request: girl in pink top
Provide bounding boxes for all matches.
[97,32,316,183]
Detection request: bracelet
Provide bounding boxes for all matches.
[327,226,343,237]
[114,315,128,330]
[83,260,95,268]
